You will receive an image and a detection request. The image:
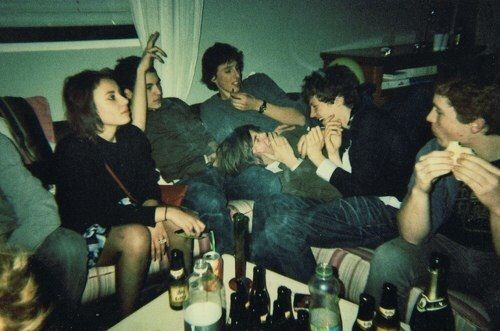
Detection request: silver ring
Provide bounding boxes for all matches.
[158,238,167,244]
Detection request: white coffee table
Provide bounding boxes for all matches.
[110,254,409,330]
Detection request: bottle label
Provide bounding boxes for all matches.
[416,293,449,312]
[356,318,373,328]
[379,306,396,317]
[170,268,184,279]
[169,284,187,305]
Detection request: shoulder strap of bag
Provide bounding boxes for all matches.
[104,162,139,205]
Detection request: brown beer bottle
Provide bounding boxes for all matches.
[228,292,249,331]
[373,283,400,331]
[168,249,188,310]
[296,310,310,331]
[353,292,375,331]
[410,253,455,331]
[249,266,270,329]
[277,286,295,327]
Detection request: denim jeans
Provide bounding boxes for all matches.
[253,194,399,283]
[182,166,281,255]
[365,235,500,329]
[31,227,88,327]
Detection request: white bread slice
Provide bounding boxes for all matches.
[446,141,474,165]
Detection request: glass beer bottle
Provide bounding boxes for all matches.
[168,249,188,311]
[277,286,295,327]
[269,299,286,330]
[309,263,342,331]
[373,283,400,331]
[352,292,375,331]
[183,259,224,331]
[248,266,270,329]
[227,292,249,331]
[296,310,310,331]
[410,253,455,331]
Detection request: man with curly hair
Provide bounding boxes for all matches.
[365,77,500,329]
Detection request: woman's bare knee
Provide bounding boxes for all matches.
[110,224,150,256]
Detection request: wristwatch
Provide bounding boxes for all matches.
[258,100,267,114]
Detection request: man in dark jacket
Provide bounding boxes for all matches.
[253,66,415,282]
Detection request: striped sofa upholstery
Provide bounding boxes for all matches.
[228,200,492,331]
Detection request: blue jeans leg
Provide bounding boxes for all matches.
[253,194,321,283]
[262,195,399,283]
[224,165,282,200]
[182,179,234,254]
[32,227,88,321]
[307,195,399,248]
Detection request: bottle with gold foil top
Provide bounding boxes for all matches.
[373,283,400,331]
[410,253,455,331]
[168,249,188,311]
[353,293,375,331]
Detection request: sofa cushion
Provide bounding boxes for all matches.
[25,96,55,145]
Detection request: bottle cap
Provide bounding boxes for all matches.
[429,252,449,270]
[297,310,309,321]
[233,212,249,223]
[360,292,375,304]
[277,286,291,297]
[315,263,333,279]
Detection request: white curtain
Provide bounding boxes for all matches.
[129,0,204,100]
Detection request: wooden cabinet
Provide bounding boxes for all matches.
[320,44,464,105]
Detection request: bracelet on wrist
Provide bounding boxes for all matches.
[258,100,267,114]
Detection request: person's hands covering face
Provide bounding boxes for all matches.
[324,117,343,161]
[304,126,326,166]
[263,132,299,169]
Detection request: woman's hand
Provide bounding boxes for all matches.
[138,32,167,74]
[263,132,300,169]
[148,221,169,261]
[305,126,326,167]
[167,206,206,237]
[324,118,343,164]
